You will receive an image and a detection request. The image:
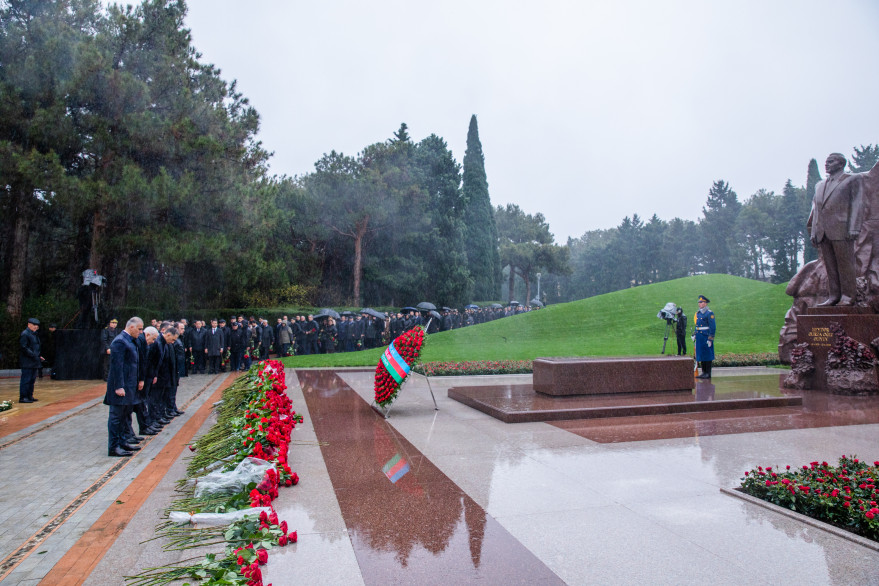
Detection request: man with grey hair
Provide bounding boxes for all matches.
[104,317,143,457]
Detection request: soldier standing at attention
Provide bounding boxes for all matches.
[694,295,715,379]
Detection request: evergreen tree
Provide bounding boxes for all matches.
[699,180,742,275]
[848,144,879,173]
[804,158,821,263]
[461,115,501,301]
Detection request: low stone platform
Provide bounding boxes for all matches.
[448,380,803,423]
[533,356,695,396]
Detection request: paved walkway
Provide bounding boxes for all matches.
[0,367,877,584]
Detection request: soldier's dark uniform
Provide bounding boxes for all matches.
[694,295,716,379]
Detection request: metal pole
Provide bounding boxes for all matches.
[536,273,541,301]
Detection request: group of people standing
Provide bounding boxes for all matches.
[103,317,186,457]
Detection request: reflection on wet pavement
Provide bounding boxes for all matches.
[296,370,564,584]
[551,375,879,442]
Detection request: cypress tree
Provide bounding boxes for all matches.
[461,115,501,300]
[804,158,822,263]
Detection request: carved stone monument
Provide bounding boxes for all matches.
[780,154,879,393]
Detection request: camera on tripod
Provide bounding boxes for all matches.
[657,302,678,353]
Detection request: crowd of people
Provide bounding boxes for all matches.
[16,302,541,457]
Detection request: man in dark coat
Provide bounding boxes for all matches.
[172,322,187,414]
[258,319,275,359]
[153,327,180,424]
[100,318,118,380]
[675,307,688,356]
[19,318,43,403]
[206,319,225,374]
[229,321,247,372]
[104,317,143,456]
[189,320,207,374]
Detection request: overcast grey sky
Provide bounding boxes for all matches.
[183,0,879,242]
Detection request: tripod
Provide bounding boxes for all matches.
[661,318,674,354]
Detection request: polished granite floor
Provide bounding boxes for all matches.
[5,368,878,585]
[256,368,879,585]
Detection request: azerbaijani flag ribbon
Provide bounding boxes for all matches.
[381,341,411,384]
[382,453,410,483]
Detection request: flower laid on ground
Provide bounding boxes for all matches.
[0,400,12,412]
[126,360,302,586]
[739,455,879,542]
[374,326,425,407]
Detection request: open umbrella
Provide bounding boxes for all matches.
[340,310,355,316]
[530,298,544,307]
[464,304,479,310]
[416,301,436,311]
[428,310,441,320]
[509,300,520,306]
[365,308,385,319]
[401,306,418,313]
[316,308,340,319]
[490,303,503,309]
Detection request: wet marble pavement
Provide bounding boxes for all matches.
[274,369,879,585]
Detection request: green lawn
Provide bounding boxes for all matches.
[280,274,792,368]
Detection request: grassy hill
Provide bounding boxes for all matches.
[281,274,792,368]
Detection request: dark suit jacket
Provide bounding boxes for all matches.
[206,328,225,356]
[808,172,864,242]
[155,336,178,388]
[19,328,41,369]
[104,332,138,406]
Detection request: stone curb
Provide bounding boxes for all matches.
[720,487,879,552]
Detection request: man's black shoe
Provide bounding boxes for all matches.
[132,436,145,442]
[121,443,141,451]
[158,418,172,425]
[174,409,185,416]
[143,427,161,435]
[19,397,34,403]
[31,397,39,401]
[109,447,133,457]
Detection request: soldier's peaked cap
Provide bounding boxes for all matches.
[698,295,710,303]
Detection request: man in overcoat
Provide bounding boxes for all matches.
[19,318,43,403]
[104,317,143,456]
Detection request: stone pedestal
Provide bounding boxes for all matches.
[532,356,695,396]
[797,306,879,391]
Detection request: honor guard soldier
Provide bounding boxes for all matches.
[694,295,715,379]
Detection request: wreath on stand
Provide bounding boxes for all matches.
[373,326,426,415]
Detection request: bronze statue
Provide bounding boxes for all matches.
[806,153,863,306]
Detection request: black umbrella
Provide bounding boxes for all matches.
[340,310,355,316]
[465,304,479,310]
[366,308,385,319]
[530,298,544,307]
[416,301,437,311]
[317,308,340,319]
[509,300,520,306]
[401,306,418,312]
[490,303,503,309]
[428,310,441,320]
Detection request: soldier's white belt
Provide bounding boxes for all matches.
[696,327,710,330]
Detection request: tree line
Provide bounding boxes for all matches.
[538,145,878,304]
[0,0,504,326]
[2,1,876,332]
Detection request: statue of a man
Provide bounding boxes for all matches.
[806,153,864,306]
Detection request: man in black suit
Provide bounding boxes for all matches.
[104,317,143,457]
[189,320,207,374]
[19,318,43,403]
[206,319,225,374]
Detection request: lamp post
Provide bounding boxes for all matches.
[536,273,541,303]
